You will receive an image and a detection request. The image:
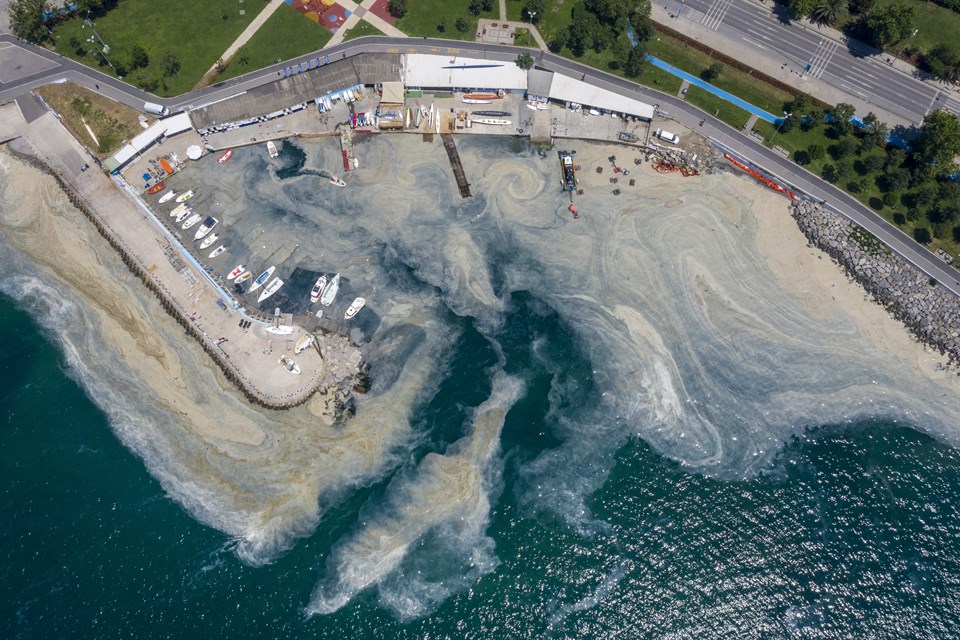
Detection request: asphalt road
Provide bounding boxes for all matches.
[1,33,957,296]
[676,0,960,125]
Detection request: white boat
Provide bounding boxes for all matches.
[181,213,202,230]
[329,175,346,187]
[199,233,219,250]
[174,206,192,223]
[315,309,323,320]
[258,277,284,303]
[208,245,226,258]
[462,98,493,104]
[266,325,295,336]
[278,355,301,375]
[267,140,278,158]
[294,334,315,355]
[235,271,252,284]
[248,266,275,293]
[158,189,177,203]
[194,216,218,240]
[228,264,246,280]
[319,273,340,306]
[473,119,511,126]
[309,275,328,304]
[344,297,365,320]
[175,189,194,203]
[169,202,188,218]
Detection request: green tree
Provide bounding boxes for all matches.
[810,0,848,26]
[822,163,841,182]
[932,182,960,224]
[849,0,874,15]
[160,51,180,77]
[214,57,226,76]
[524,0,545,23]
[129,43,149,70]
[468,0,493,16]
[236,48,249,67]
[923,43,960,84]
[828,102,856,135]
[455,14,470,33]
[880,168,909,192]
[387,0,408,18]
[884,147,906,171]
[882,191,898,207]
[9,0,49,43]
[808,144,826,161]
[914,110,960,177]
[701,62,723,82]
[68,35,83,54]
[863,1,916,50]
[913,227,932,244]
[624,42,648,78]
[515,52,534,70]
[861,154,884,174]
[788,0,818,18]
[548,29,568,53]
[567,4,608,56]
[832,137,857,159]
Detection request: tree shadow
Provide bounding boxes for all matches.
[869,196,884,210]
[771,3,793,25]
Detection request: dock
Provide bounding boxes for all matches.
[440,133,471,198]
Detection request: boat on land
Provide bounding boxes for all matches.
[146,181,165,195]
[462,98,492,104]
[228,264,246,280]
[472,110,511,117]
[294,334,315,355]
[473,119,511,126]
[344,297,365,320]
[208,245,226,258]
[194,217,218,240]
[218,149,233,165]
[309,275,328,304]
[175,206,192,223]
[258,278,284,303]
[278,355,301,375]
[158,189,177,203]
[234,271,252,284]
[464,92,501,101]
[558,150,577,192]
[267,140,279,158]
[181,213,202,230]
[319,273,340,306]
[200,233,219,249]
[159,158,174,174]
[248,266,275,293]
[170,202,188,218]
[175,190,194,203]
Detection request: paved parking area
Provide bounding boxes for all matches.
[0,42,58,83]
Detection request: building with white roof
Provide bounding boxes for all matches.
[402,54,527,91]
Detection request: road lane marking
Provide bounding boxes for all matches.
[741,36,769,50]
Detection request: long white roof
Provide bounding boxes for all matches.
[107,112,194,171]
[548,73,655,119]
[403,54,527,90]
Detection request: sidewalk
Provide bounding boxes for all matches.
[325,0,406,48]
[204,0,286,76]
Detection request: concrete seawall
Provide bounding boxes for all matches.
[792,200,960,367]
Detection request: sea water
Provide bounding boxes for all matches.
[2,137,960,638]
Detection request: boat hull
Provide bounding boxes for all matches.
[146,181,165,195]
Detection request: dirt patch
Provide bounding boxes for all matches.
[36,82,148,157]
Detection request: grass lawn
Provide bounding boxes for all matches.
[684,86,752,130]
[219,4,332,81]
[395,0,499,40]
[870,0,960,57]
[50,0,265,97]
[342,21,386,42]
[506,0,525,22]
[36,82,143,156]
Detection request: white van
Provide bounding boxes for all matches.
[143,102,169,117]
[654,129,680,144]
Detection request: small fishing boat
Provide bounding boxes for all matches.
[199,233,219,250]
[217,149,233,165]
[228,265,246,280]
[181,213,202,229]
[169,202,188,218]
[248,266,275,293]
[472,110,511,117]
[278,355,301,375]
[294,334,315,355]
[464,92,501,101]
[344,297,365,320]
[175,189,194,203]
[175,206,192,223]
[194,216,218,240]
[329,175,346,187]
[159,158,174,174]
[146,181,165,195]
[462,98,492,104]
[267,140,279,158]
[208,245,226,258]
[309,275,328,304]
[315,309,323,320]
[158,189,177,203]
[319,273,340,306]
[235,271,252,284]
[473,119,511,126]
[258,277,284,303]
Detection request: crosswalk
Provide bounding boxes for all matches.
[700,0,736,30]
[803,39,839,80]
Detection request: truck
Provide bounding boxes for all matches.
[143,102,169,117]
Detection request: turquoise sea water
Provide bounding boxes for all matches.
[3,289,960,639]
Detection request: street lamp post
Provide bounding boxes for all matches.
[894,29,918,64]
[83,15,116,75]
[527,12,536,47]
[770,111,792,143]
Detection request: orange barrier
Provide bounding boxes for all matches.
[723,154,797,200]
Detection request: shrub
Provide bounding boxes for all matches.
[913,227,932,244]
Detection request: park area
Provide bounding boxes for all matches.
[50,0,265,96]
[36,82,144,156]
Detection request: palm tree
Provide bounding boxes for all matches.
[810,0,848,26]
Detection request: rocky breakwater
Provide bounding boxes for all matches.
[791,200,960,366]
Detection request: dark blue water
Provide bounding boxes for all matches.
[3,290,960,638]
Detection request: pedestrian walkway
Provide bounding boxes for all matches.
[203,0,286,78]
[476,19,547,50]
[325,0,405,48]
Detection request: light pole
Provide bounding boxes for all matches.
[770,111,792,143]
[83,14,116,75]
[894,29,918,64]
[527,12,536,47]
